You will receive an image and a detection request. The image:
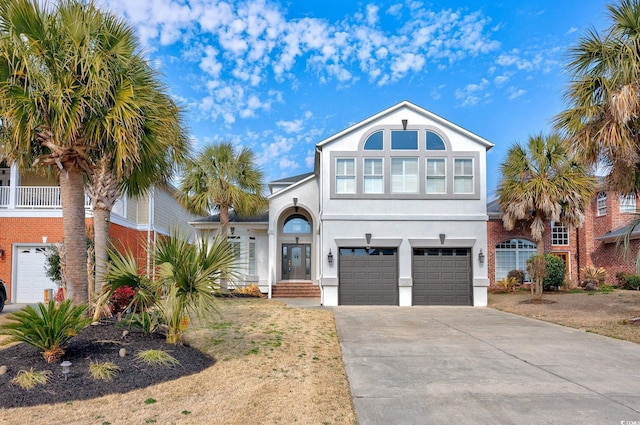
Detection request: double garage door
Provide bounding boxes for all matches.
[339,247,471,306]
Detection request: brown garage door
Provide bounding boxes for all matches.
[339,248,398,305]
[412,248,472,305]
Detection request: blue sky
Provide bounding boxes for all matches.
[100,0,611,198]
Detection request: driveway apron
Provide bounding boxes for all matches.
[334,306,640,425]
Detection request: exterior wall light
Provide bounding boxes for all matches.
[402,119,408,130]
[230,227,235,235]
[365,233,372,249]
[327,250,334,265]
[478,249,485,264]
[293,197,298,212]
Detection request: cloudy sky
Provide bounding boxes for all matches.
[99,0,610,197]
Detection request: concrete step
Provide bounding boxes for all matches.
[272,281,321,298]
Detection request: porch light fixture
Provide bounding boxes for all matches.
[293,197,298,212]
[60,360,72,380]
[439,233,445,245]
[230,227,235,235]
[402,119,408,130]
[478,249,485,264]
[327,249,334,265]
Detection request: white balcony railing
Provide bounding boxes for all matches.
[0,186,91,209]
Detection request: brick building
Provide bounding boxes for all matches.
[487,188,640,286]
[0,162,199,303]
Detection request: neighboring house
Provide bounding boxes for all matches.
[191,101,494,306]
[487,188,640,285]
[0,161,199,303]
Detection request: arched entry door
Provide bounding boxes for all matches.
[281,214,311,280]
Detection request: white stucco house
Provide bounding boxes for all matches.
[190,101,493,306]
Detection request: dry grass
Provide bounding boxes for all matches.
[489,289,640,343]
[0,299,356,425]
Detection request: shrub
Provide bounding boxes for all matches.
[616,272,628,287]
[620,274,640,290]
[135,349,180,367]
[0,300,90,363]
[232,284,264,297]
[496,276,517,292]
[542,254,566,291]
[110,286,137,315]
[581,266,608,287]
[507,269,525,285]
[118,311,162,335]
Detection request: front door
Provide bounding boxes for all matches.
[282,244,310,280]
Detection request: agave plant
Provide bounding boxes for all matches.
[155,233,237,344]
[0,300,90,363]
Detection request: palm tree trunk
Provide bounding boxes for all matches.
[93,206,110,295]
[533,239,546,301]
[59,166,88,303]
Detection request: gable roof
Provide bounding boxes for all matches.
[316,100,494,150]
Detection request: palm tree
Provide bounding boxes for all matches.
[88,57,189,295]
[497,133,597,299]
[178,142,268,235]
[0,0,177,302]
[554,0,640,195]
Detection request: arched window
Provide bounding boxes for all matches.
[495,239,536,281]
[283,214,311,234]
[597,192,607,216]
[426,131,446,150]
[364,131,383,150]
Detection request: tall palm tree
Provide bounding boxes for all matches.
[178,142,268,235]
[88,57,189,295]
[497,133,597,299]
[0,1,180,302]
[554,0,640,195]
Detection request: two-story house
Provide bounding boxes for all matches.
[191,101,494,306]
[487,186,640,285]
[0,161,199,304]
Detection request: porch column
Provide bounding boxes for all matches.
[8,163,18,209]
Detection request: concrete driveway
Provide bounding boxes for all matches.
[334,306,640,425]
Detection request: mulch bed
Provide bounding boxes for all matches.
[0,319,215,408]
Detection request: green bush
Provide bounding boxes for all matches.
[618,273,640,290]
[118,311,162,335]
[0,300,90,362]
[542,254,566,290]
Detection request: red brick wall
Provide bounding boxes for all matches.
[487,217,579,286]
[0,218,149,301]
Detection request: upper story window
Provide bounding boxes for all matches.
[391,130,418,150]
[426,131,446,150]
[620,195,636,213]
[364,158,383,194]
[283,214,312,233]
[426,158,446,194]
[454,158,474,194]
[597,192,607,216]
[330,125,479,199]
[551,222,569,245]
[391,158,418,193]
[364,131,383,150]
[336,158,355,194]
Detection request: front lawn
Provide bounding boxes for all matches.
[0,299,356,425]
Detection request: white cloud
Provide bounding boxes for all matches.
[366,5,380,26]
[455,79,490,107]
[386,4,403,16]
[508,87,527,100]
[276,119,304,134]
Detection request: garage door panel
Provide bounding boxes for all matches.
[340,247,398,305]
[16,246,56,303]
[413,248,472,306]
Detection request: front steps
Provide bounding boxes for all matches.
[271,281,320,298]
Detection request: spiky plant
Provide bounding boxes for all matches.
[89,361,121,381]
[135,349,180,367]
[0,300,90,363]
[11,369,51,390]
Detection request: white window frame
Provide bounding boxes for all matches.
[453,158,474,194]
[597,192,607,216]
[363,158,384,194]
[249,238,256,275]
[391,157,418,194]
[620,195,636,213]
[335,158,356,194]
[551,222,569,246]
[426,158,446,194]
